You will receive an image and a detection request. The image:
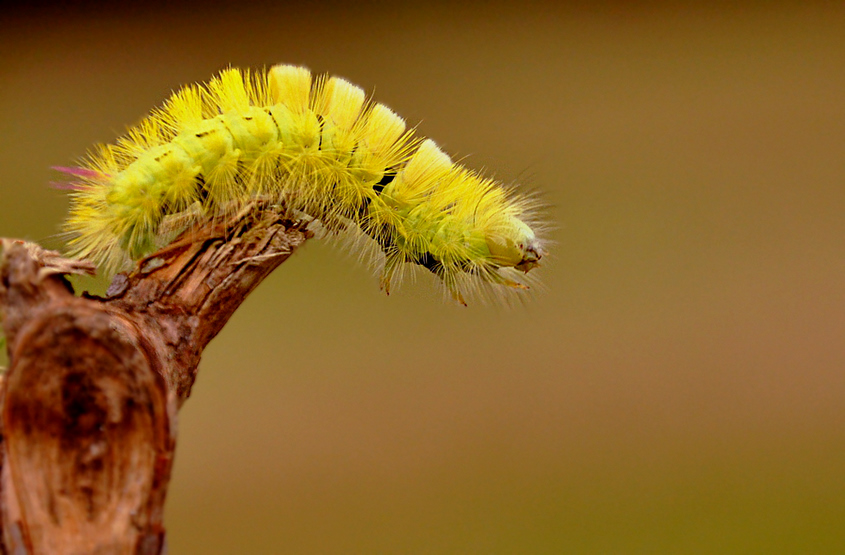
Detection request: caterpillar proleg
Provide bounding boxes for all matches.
[62,65,545,303]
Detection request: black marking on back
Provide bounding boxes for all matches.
[374,172,394,194]
[315,114,325,149]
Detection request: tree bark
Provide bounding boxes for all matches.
[0,206,311,554]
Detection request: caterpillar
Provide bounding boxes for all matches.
[61,65,545,304]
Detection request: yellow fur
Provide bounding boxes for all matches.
[62,64,545,302]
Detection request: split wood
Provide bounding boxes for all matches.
[0,207,310,554]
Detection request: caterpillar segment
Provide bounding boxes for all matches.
[62,65,544,302]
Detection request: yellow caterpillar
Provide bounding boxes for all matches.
[61,65,545,303]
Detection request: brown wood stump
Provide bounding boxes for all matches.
[0,207,310,554]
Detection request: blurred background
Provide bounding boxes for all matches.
[1,1,844,552]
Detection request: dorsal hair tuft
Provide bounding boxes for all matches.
[320,77,366,129]
[207,68,251,113]
[268,64,312,113]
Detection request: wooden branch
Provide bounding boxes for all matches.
[0,206,311,554]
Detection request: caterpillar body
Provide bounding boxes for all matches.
[62,65,545,303]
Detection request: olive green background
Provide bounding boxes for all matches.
[1,2,843,553]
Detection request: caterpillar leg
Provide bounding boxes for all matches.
[450,289,468,307]
[378,251,404,295]
[498,277,530,290]
[481,269,530,291]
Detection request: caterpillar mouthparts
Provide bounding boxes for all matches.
[61,64,546,303]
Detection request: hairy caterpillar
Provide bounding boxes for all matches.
[61,65,545,303]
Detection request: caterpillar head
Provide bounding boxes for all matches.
[485,219,544,273]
